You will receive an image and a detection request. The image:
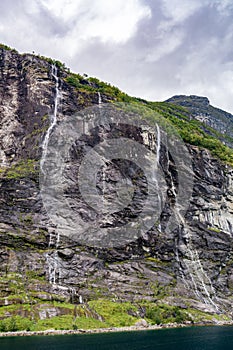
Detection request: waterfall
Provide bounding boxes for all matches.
[46,252,59,285]
[155,125,162,230]
[175,210,219,311]
[184,246,219,311]
[99,91,105,212]
[156,124,161,166]
[69,287,76,303]
[102,164,107,213]
[43,64,61,285]
[40,64,61,173]
[167,156,177,198]
[155,126,217,308]
[98,91,102,105]
[46,251,61,285]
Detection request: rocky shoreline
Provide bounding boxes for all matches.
[0,321,233,338]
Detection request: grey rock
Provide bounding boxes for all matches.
[0,47,233,319]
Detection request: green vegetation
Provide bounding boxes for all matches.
[32,314,108,331]
[150,282,169,300]
[0,44,233,334]
[88,299,138,327]
[0,159,36,179]
[34,54,68,71]
[64,71,233,165]
[0,314,107,332]
[145,304,190,325]
[0,316,33,332]
[145,101,233,165]
[25,126,48,140]
[146,257,162,263]
[208,227,221,233]
[0,297,230,332]
[0,43,17,52]
[65,73,84,89]
[33,315,73,331]
[1,42,232,166]
[0,272,230,333]
[186,308,231,323]
[167,95,233,143]
[65,73,133,101]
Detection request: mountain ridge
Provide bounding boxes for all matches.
[166,94,233,148]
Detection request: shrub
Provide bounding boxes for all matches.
[145,304,190,325]
[0,316,33,332]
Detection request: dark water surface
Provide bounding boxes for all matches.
[1,326,233,350]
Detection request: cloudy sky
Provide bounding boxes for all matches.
[1,0,233,112]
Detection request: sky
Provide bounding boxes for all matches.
[1,0,233,113]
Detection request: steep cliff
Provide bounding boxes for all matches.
[0,46,233,330]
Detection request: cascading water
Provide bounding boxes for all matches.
[164,135,177,198]
[98,91,102,105]
[175,209,219,311]
[102,164,107,212]
[98,91,107,212]
[42,64,61,285]
[156,124,161,166]
[40,64,61,173]
[160,132,219,310]
[155,124,162,231]
[42,67,82,302]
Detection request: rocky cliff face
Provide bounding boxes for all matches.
[0,47,233,324]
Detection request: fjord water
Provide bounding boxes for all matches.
[1,327,233,350]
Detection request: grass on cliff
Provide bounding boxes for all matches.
[88,299,138,327]
[0,159,37,179]
[0,316,33,332]
[145,101,233,166]
[145,303,190,325]
[0,297,230,332]
[0,43,18,52]
[65,73,132,102]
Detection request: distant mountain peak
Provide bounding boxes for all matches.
[166,95,210,106]
[165,94,233,148]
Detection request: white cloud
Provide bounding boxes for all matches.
[38,0,152,45]
[39,0,84,19]
[173,36,233,111]
[158,0,205,38]
[161,0,203,23]
[0,0,233,113]
[145,30,184,62]
[146,0,202,65]
[0,0,151,58]
[214,0,233,14]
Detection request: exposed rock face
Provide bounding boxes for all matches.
[166,95,233,147]
[0,47,233,320]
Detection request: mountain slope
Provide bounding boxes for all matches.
[166,95,233,148]
[0,45,233,331]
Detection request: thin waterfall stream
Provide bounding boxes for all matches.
[161,131,218,311]
[40,64,60,173]
[41,64,61,286]
[41,65,84,304]
[156,124,162,231]
[156,124,161,166]
[98,91,102,105]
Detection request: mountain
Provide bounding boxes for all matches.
[166,95,233,148]
[0,45,233,331]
